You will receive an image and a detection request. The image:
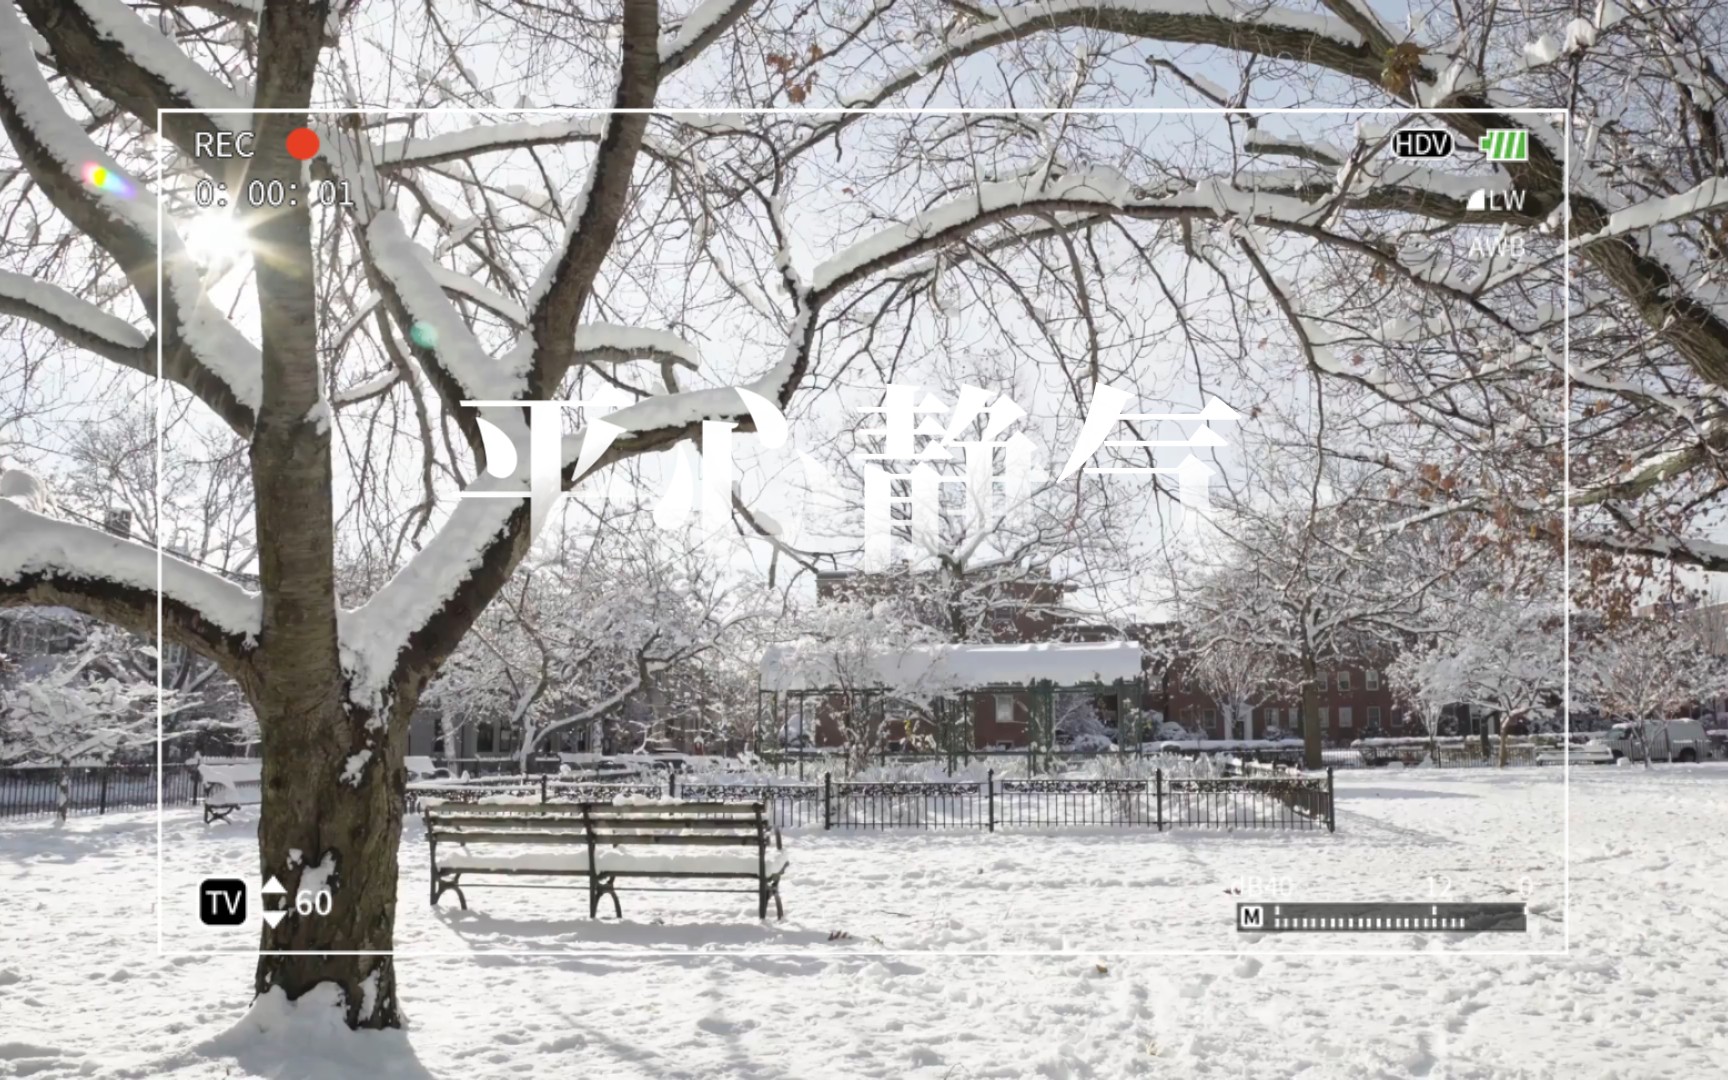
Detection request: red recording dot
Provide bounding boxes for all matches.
[285,127,320,161]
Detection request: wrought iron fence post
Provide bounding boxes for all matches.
[1326,766,1335,833]
[987,770,995,833]
[540,774,549,804]
[823,772,832,830]
[1155,768,1164,832]
[98,768,109,815]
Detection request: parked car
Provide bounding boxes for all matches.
[1068,734,1116,753]
[1535,742,1615,766]
[557,753,656,780]
[645,749,698,773]
[403,756,451,782]
[1597,718,1708,762]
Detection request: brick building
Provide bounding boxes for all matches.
[789,571,1413,749]
[1143,640,1406,743]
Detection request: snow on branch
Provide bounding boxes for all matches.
[364,211,528,403]
[0,6,261,431]
[17,0,248,172]
[1577,177,1728,246]
[65,0,250,120]
[421,260,702,370]
[0,269,149,368]
[835,0,1369,111]
[573,323,700,369]
[330,370,400,408]
[1243,132,1346,166]
[377,118,607,168]
[658,0,755,71]
[0,495,260,671]
[1570,527,1728,574]
[808,165,1468,298]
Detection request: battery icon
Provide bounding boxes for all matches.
[1478,129,1528,161]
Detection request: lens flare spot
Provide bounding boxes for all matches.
[409,322,439,349]
[81,162,135,198]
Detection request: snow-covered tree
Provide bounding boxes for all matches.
[1054,692,1109,744]
[1180,459,1474,766]
[1189,637,1268,741]
[0,623,164,819]
[1573,614,1725,766]
[1388,640,1467,749]
[428,519,756,767]
[764,598,959,773]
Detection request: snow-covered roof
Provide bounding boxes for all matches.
[758,640,1144,694]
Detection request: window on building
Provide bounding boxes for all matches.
[1337,670,1351,692]
[1203,708,1216,731]
[1365,669,1380,691]
[1339,706,1353,729]
[994,694,1017,727]
[476,722,494,754]
[1367,706,1382,728]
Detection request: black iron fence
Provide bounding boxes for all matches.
[405,774,665,811]
[412,769,1335,833]
[0,763,201,821]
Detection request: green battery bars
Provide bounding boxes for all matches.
[1478,128,1528,161]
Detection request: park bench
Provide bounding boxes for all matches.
[199,761,263,824]
[425,800,788,919]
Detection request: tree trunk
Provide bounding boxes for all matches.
[1301,653,1322,770]
[253,694,409,1028]
[56,756,70,823]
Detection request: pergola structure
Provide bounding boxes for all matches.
[756,641,1148,774]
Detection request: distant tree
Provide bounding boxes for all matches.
[0,623,165,819]
[1181,461,1468,766]
[1388,640,1467,753]
[1190,637,1267,741]
[427,521,757,769]
[762,599,958,774]
[1573,615,1725,767]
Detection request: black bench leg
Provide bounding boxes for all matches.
[589,876,621,919]
[759,876,783,920]
[432,874,467,910]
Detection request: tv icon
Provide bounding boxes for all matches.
[199,878,247,926]
[1391,128,1454,160]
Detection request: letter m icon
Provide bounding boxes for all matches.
[1238,904,1264,930]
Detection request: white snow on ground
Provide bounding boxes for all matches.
[1,766,1722,1077]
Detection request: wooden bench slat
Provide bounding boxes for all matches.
[430,815,762,832]
[581,804,762,815]
[433,830,764,847]
[583,833,766,847]
[432,830,591,845]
